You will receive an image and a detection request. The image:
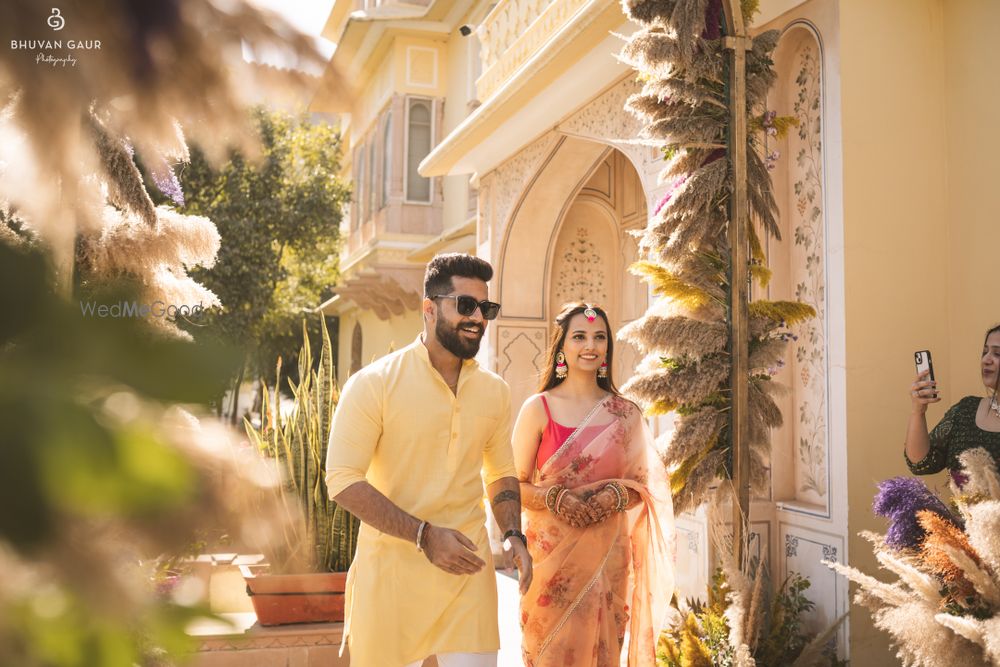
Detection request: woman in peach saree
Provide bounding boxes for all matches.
[512,302,675,667]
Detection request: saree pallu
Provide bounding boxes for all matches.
[521,395,675,667]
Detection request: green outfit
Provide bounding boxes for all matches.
[906,396,1000,477]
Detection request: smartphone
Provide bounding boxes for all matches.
[914,350,937,397]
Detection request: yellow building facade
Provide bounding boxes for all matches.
[314,0,1000,663]
[313,0,482,386]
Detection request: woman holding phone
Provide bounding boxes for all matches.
[906,323,1000,483]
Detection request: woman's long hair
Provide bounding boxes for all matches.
[537,302,621,395]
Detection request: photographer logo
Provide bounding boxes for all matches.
[8,7,101,67]
[47,8,65,31]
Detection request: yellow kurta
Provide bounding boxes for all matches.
[325,336,515,667]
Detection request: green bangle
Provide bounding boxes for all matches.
[544,485,564,513]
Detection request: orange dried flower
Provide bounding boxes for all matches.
[918,510,982,597]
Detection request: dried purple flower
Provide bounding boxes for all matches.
[873,477,959,550]
[150,162,185,206]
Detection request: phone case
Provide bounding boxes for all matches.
[914,350,935,381]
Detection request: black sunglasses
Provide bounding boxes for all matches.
[429,294,501,320]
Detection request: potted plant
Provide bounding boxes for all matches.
[241,320,360,625]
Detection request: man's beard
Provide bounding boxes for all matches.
[436,317,483,359]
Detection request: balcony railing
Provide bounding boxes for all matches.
[476,0,591,101]
[354,0,432,12]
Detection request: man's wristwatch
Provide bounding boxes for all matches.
[503,529,527,548]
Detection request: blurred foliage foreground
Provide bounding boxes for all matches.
[0,241,289,666]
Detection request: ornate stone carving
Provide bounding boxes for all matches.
[559,78,643,143]
[785,534,799,557]
[784,39,829,504]
[558,78,654,188]
[685,529,698,554]
[553,226,608,304]
[499,328,545,377]
[498,327,547,417]
[483,132,560,246]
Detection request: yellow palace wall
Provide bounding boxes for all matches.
[838,0,1000,662]
[336,306,423,387]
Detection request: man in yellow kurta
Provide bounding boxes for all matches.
[325,254,532,667]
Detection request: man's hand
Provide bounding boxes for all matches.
[507,538,533,594]
[422,525,486,575]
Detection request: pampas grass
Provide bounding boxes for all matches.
[90,116,158,227]
[74,204,221,338]
[828,448,1000,665]
[0,0,347,340]
[966,501,1000,574]
[629,261,721,310]
[663,406,725,467]
[1,0,340,247]
[956,448,1000,499]
[624,354,730,408]
[749,337,787,372]
[620,0,814,513]
[620,315,728,358]
[674,449,726,514]
[878,601,986,666]
[619,0,679,26]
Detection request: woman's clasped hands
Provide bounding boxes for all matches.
[552,485,623,528]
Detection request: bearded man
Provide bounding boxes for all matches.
[325,253,532,667]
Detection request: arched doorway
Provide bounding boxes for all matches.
[547,150,647,389]
[492,139,648,416]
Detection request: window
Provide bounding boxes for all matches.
[368,140,377,220]
[355,146,365,229]
[350,322,363,375]
[405,99,432,203]
[381,112,392,208]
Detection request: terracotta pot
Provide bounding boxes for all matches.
[240,565,348,626]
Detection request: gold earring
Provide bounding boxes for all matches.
[598,361,608,379]
[555,351,567,379]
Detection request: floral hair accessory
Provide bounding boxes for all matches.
[584,307,597,322]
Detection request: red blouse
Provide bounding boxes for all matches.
[536,395,575,470]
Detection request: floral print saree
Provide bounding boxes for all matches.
[521,395,675,667]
